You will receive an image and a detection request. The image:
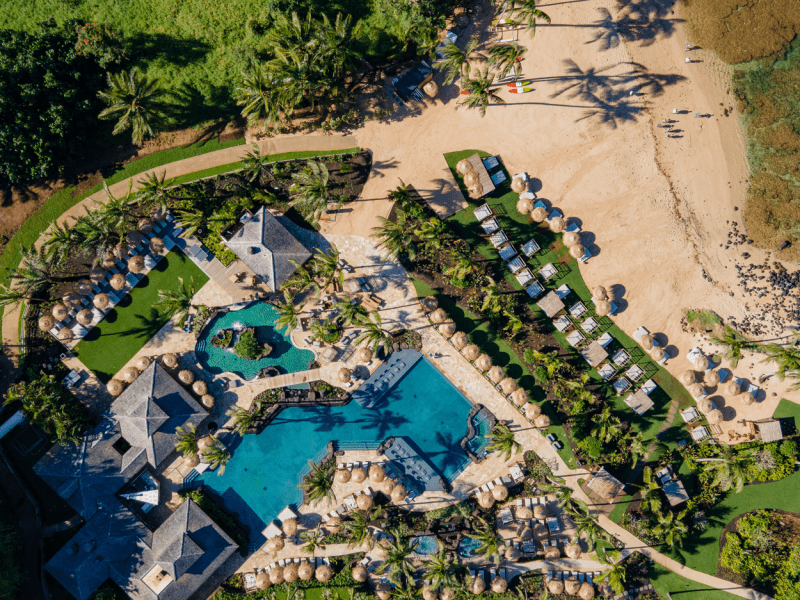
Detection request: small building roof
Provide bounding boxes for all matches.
[680,406,700,423]
[587,467,624,500]
[393,59,434,100]
[663,479,689,506]
[624,388,654,415]
[580,341,609,368]
[756,419,783,443]
[537,291,565,318]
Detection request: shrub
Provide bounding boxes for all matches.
[234,330,262,359]
[579,437,604,459]
[779,439,798,458]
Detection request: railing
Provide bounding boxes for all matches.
[334,440,382,451]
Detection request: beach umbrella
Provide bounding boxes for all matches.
[725,379,741,396]
[475,354,492,372]
[335,469,352,484]
[468,184,484,199]
[593,285,608,301]
[150,205,166,221]
[451,331,469,350]
[93,293,110,310]
[440,319,456,338]
[127,231,144,247]
[518,524,533,540]
[283,562,298,583]
[534,504,547,519]
[299,561,315,581]
[562,231,581,247]
[511,177,527,193]
[565,577,581,596]
[327,516,342,534]
[107,380,124,396]
[63,293,82,309]
[640,334,655,351]
[544,546,560,560]
[369,463,386,482]
[76,309,93,326]
[376,538,390,560]
[549,217,565,233]
[351,466,367,484]
[38,315,55,332]
[704,370,721,386]
[688,382,705,398]
[464,171,480,187]
[423,80,438,97]
[440,590,456,600]
[488,365,505,383]
[579,582,596,600]
[463,344,481,361]
[430,308,447,324]
[531,206,547,222]
[500,377,517,395]
[569,244,586,259]
[357,493,373,511]
[524,402,542,420]
[505,546,521,562]
[651,347,666,362]
[479,493,495,509]
[535,414,551,428]
[110,273,126,290]
[149,237,165,254]
[491,577,508,594]
[52,303,68,321]
[185,453,200,468]
[338,367,352,383]
[741,392,755,405]
[358,347,373,363]
[391,484,407,502]
[136,356,151,371]
[197,436,215,452]
[162,353,178,368]
[470,576,486,595]
[534,523,549,540]
[456,159,474,175]
[697,397,714,414]
[122,366,139,383]
[595,300,612,317]
[423,586,438,600]
[516,198,533,215]
[599,582,614,597]
[269,565,284,584]
[352,565,367,583]
[510,388,528,406]
[315,564,333,583]
[102,253,117,270]
[492,484,508,501]
[565,543,582,559]
[707,409,723,424]
[693,354,709,371]
[256,572,272,590]
[680,369,696,386]
[516,506,533,520]
[421,296,438,313]
[138,218,154,234]
[76,279,94,296]
[113,242,129,260]
[202,394,215,409]
[129,255,145,274]
[179,370,195,384]
[376,583,392,600]
[193,380,208,395]
[268,536,284,553]
[547,579,565,595]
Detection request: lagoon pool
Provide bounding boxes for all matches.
[195,303,313,380]
[411,535,439,555]
[457,536,481,558]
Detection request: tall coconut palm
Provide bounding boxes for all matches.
[226,403,262,436]
[488,42,527,79]
[136,170,170,209]
[298,459,336,506]
[345,505,383,548]
[761,336,800,380]
[555,485,589,517]
[388,180,415,212]
[531,350,570,380]
[653,509,688,548]
[425,543,461,589]
[9,245,56,296]
[0,284,26,309]
[372,209,416,260]
[98,67,171,145]
[640,466,662,514]
[44,221,76,264]
[200,436,231,475]
[628,432,647,468]
[481,284,505,314]
[598,551,627,594]
[240,142,270,183]
[414,218,447,251]
[458,69,505,117]
[485,425,521,460]
[472,517,503,564]
[591,406,622,443]
[354,311,392,354]
[175,423,199,458]
[280,261,317,295]
[510,0,552,35]
[333,300,367,328]
[503,310,525,339]
[290,161,333,226]
[376,529,415,586]
[318,12,364,79]
[312,246,344,294]
[434,35,480,85]
[697,444,749,493]
[98,181,135,235]
[153,278,197,327]
[300,527,326,555]
[572,511,610,548]
[235,64,286,127]
[275,291,305,332]
[73,210,116,259]
[174,209,204,239]
[711,326,754,368]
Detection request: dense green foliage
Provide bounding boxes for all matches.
[179,489,248,552]
[234,330,264,360]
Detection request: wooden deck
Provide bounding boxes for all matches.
[466,153,496,198]
[247,369,323,392]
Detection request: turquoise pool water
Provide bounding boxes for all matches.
[411,535,439,555]
[197,354,485,537]
[195,303,313,380]
[457,536,481,558]
[466,412,492,455]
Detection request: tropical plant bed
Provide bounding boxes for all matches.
[232,328,272,360]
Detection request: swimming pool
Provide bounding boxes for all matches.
[411,535,439,555]
[197,352,486,537]
[457,536,481,558]
[195,303,313,380]
[466,412,492,455]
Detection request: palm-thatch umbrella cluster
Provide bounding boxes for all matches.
[107,379,125,396]
[89,266,106,284]
[335,468,352,484]
[136,356,151,371]
[421,296,438,313]
[122,366,139,383]
[487,365,505,384]
[475,354,492,372]
[193,380,208,395]
[439,319,457,338]
[351,466,367,484]
[178,370,195,385]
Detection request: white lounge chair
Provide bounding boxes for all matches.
[642,379,657,395]
[521,239,540,256]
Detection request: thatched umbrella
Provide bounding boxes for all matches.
[741,391,755,405]
[640,334,655,351]
[516,197,533,215]
[76,308,93,326]
[127,231,144,247]
[440,589,456,600]
[268,536,284,553]
[128,255,145,274]
[651,347,666,362]
[565,577,581,596]
[423,80,438,97]
[338,367,352,383]
[531,206,548,222]
[430,308,447,324]
[162,353,178,368]
[283,562,299,583]
[688,382,705,398]
[697,397,714,414]
[149,237,165,254]
[193,380,208,395]
[470,576,486,595]
[468,184,484,199]
[376,583,392,600]
[464,171,480,187]
[357,493,373,511]
[136,355,152,371]
[518,524,533,540]
[376,538,390,560]
[563,231,581,247]
[299,561,315,581]
[335,468,352,484]
[38,314,55,332]
[517,506,533,520]
[491,577,508,594]
[58,327,73,342]
[511,177,527,193]
[463,344,481,361]
[500,377,518,395]
[197,435,215,452]
[269,565,284,584]
[351,466,367,484]
[150,205,166,222]
[487,365,504,383]
[479,493,495,509]
[565,543,582,559]
[598,582,614,597]
[201,394,215,409]
[452,331,469,350]
[549,217,565,233]
[113,242,129,260]
[475,354,492,372]
[693,354,709,371]
[705,370,721,386]
[63,293,82,309]
[680,369,696,386]
[138,218,154,234]
[185,453,200,469]
[569,244,586,259]
[440,319,457,338]
[76,279,94,296]
[315,564,333,583]
[492,484,508,501]
[369,463,386,482]
[544,546,560,560]
[506,545,522,562]
[423,586,439,600]
[725,379,742,396]
[593,286,608,301]
[707,409,723,424]
[327,515,342,534]
[421,296,438,313]
[510,388,528,407]
[457,159,474,175]
[352,565,368,583]
[122,366,139,383]
[358,347,373,363]
[93,293,110,310]
[547,580,564,595]
[595,300,612,317]
[524,402,542,420]
[579,582,596,600]
[391,484,407,502]
[107,379,124,396]
[535,414,551,428]
[102,253,117,270]
[178,370,195,385]
[52,303,68,321]
[534,504,547,520]
[256,572,272,590]
[110,273,126,290]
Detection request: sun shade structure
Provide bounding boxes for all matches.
[579,582,596,600]
[463,344,481,361]
[315,564,333,582]
[299,561,315,581]
[38,314,55,332]
[149,237,165,254]
[506,545,522,561]
[479,493,495,508]
[725,379,742,396]
[565,577,581,596]
[369,463,386,482]
[500,377,518,395]
[688,382,705,398]
[178,370,195,385]
[697,397,714,414]
[121,366,139,383]
[110,273,126,290]
[351,466,367,484]
[510,388,528,406]
[680,369,696,386]
[707,408,723,424]
[593,285,608,300]
[470,576,486,595]
[107,380,124,396]
[52,303,68,321]
[488,365,505,383]
[544,545,561,560]
[423,586,438,600]
[150,205,166,221]
[517,198,533,214]
[256,571,272,589]
[451,331,469,350]
[693,354,709,371]
[562,231,580,247]
[464,171,480,187]
[162,353,178,368]
[651,347,666,362]
[201,394,215,409]
[102,253,117,270]
[268,537,284,554]
[338,368,352,383]
[352,565,367,582]
[421,296,438,312]
[93,293,110,310]
[357,494,373,510]
[327,515,342,533]
[127,231,144,246]
[475,354,492,372]
[128,255,145,274]
[114,242,129,260]
[358,347,373,363]
[440,319,457,338]
[704,370,720,386]
[136,356,152,371]
[531,206,547,222]
[63,293,82,309]
[430,308,447,324]
[492,484,508,501]
[269,565,284,584]
[535,414,551,428]
[640,334,655,350]
[565,543,582,559]
[524,403,542,420]
[468,184,484,199]
[570,244,586,259]
[335,468,351,483]
[192,380,208,396]
[491,577,508,593]
[283,562,298,583]
[549,217,565,232]
[516,506,533,520]
[595,300,612,316]
[376,583,392,600]
[76,279,94,296]
[457,159,474,175]
[511,177,527,193]
[138,218,154,234]
[391,484,407,502]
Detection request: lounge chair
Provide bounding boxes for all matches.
[498,244,516,261]
[521,239,540,256]
[526,281,545,299]
[483,156,500,170]
[515,269,534,287]
[474,204,493,222]
[539,263,558,280]
[578,247,593,263]
[533,200,546,209]
[520,191,536,200]
[565,220,582,233]
[547,208,563,222]
[490,171,507,186]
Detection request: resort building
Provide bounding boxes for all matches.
[33,363,235,600]
[586,467,625,501]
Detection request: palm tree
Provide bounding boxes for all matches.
[98,181,135,234]
[488,42,527,79]
[698,444,749,493]
[241,142,270,183]
[9,245,56,296]
[628,432,647,468]
[312,246,344,294]
[424,543,461,589]
[345,505,383,548]
[354,311,392,354]
[274,291,305,332]
[72,210,116,258]
[640,466,662,514]
[280,261,317,295]
[591,406,622,443]
[136,170,170,209]
[388,180,415,212]
[573,511,610,548]
[300,527,326,555]
[414,218,446,250]
[458,69,506,117]
[443,251,474,283]
[434,35,479,85]
[471,517,503,564]
[298,459,336,506]
[174,209,205,238]
[226,403,262,436]
[44,221,76,264]
[377,530,416,586]
[762,336,800,380]
[372,209,416,260]
[98,67,171,145]
[531,350,570,379]
[598,551,627,594]
[711,326,754,368]
[481,284,505,314]
[235,63,285,127]
[200,436,231,475]
[503,310,525,339]
[333,300,367,328]
[554,485,589,517]
[0,283,26,309]
[153,278,197,327]
[290,161,332,226]
[653,509,688,548]
[318,12,364,79]
[310,319,338,343]
[485,425,521,460]
[175,424,199,458]
[510,0,552,35]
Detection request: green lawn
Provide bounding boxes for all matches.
[72,250,208,383]
[648,563,740,600]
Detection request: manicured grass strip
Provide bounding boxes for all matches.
[648,563,741,600]
[773,397,800,422]
[165,161,244,187]
[72,250,208,383]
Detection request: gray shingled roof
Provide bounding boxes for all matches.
[225,207,312,291]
